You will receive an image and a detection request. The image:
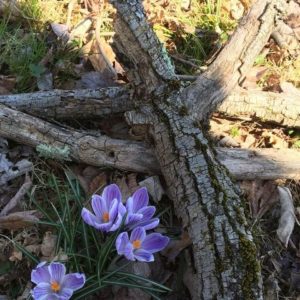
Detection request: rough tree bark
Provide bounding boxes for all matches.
[107,0,286,299]
[1,102,300,179]
[1,87,300,128]
[0,0,290,298]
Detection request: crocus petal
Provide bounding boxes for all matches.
[124,243,135,261]
[137,206,156,220]
[47,295,59,300]
[131,187,149,212]
[116,232,129,255]
[62,273,85,291]
[32,282,52,300]
[138,218,160,231]
[31,263,50,284]
[128,217,160,231]
[134,249,154,262]
[126,196,134,214]
[102,184,121,204]
[58,287,73,300]
[91,195,106,217]
[81,208,98,227]
[109,203,127,231]
[49,262,66,284]
[130,227,146,243]
[92,221,113,232]
[108,199,119,222]
[126,213,143,225]
[142,233,169,253]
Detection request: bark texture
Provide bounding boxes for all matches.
[2,87,299,128]
[0,87,132,119]
[108,0,284,298]
[220,88,300,127]
[0,104,159,174]
[1,102,299,180]
[151,98,263,299]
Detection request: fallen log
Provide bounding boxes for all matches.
[0,103,299,180]
[1,87,299,129]
[0,87,132,119]
[0,104,159,174]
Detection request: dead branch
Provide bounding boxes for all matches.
[182,0,286,122]
[1,101,299,180]
[0,104,159,174]
[1,87,299,128]
[216,147,300,180]
[0,87,132,119]
[111,0,175,94]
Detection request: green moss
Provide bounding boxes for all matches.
[234,206,246,226]
[239,235,261,300]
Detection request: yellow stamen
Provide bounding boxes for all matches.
[102,212,109,223]
[51,281,60,293]
[132,240,141,249]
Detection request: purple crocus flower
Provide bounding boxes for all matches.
[116,226,169,262]
[81,184,126,232]
[31,262,85,300]
[125,187,159,230]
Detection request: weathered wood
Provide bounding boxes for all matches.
[108,0,288,297]
[0,87,133,119]
[0,102,299,181]
[217,147,300,180]
[2,87,299,128]
[220,88,300,127]
[111,0,175,95]
[0,104,159,174]
[182,0,286,122]
[151,99,263,299]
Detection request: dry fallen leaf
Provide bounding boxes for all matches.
[240,180,279,219]
[277,186,297,247]
[41,231,57,258]
[139,176,165,203]
[89,172,107,195]
[51,23,70,42]
[9,249,22,262]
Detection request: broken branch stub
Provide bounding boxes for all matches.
[182,0,287,122]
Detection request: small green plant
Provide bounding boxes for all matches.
[0,28,47,92]
[230,126,240,138]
